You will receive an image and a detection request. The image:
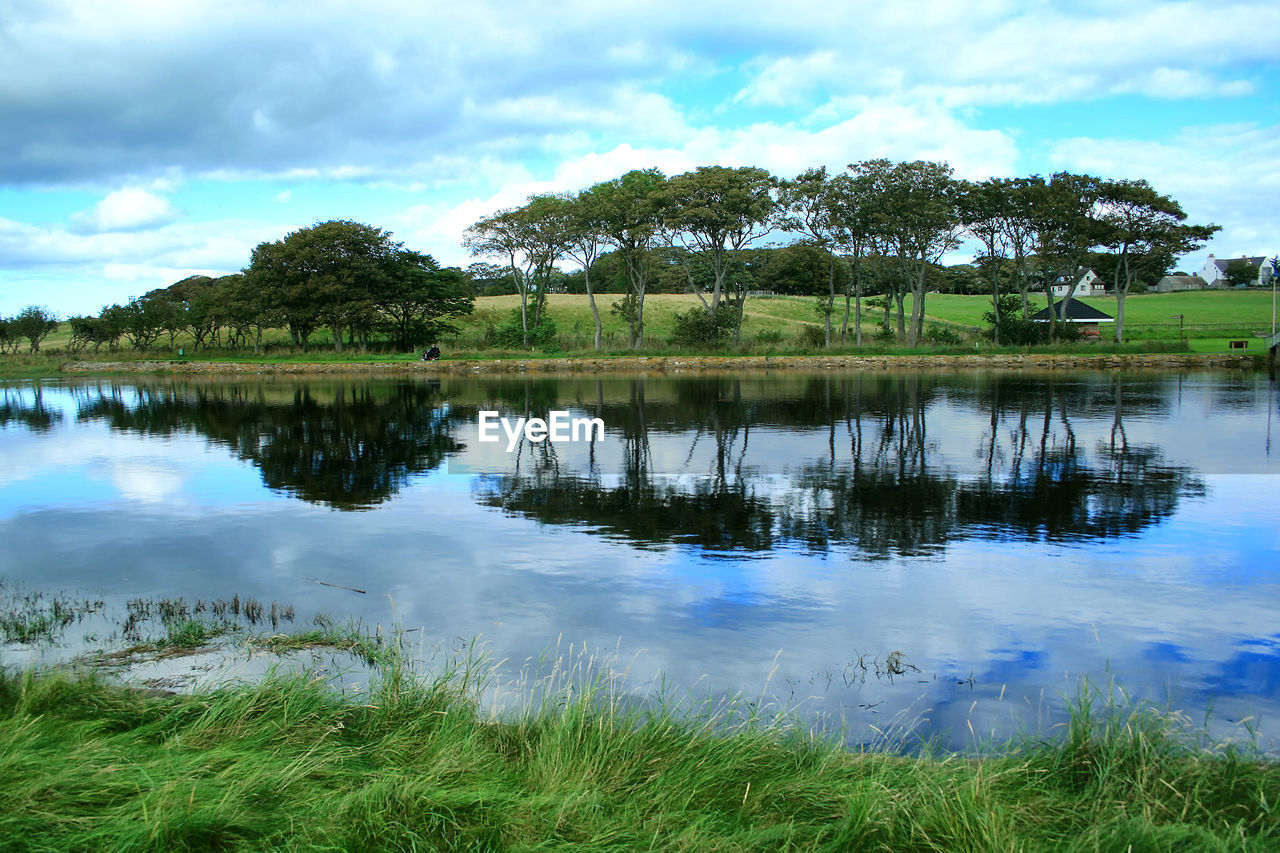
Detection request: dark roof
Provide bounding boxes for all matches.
[1030,300,1115,322]
[1210,256,1266,271]
[1157,275,1208,287]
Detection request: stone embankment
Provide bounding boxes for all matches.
[60,352,1263,376]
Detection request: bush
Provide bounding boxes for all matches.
[669,303,737,348]
[923,323,963,346]
[492,309,558,351]
[799,324,827,348]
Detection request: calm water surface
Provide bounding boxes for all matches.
[2,370,1278,750]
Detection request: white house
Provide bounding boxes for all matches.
[1199,255,1277,287]
[1049,269,1107,298]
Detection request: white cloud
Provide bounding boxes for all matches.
[71,188,180,233]
[734,51,840,108]
[1049,122,1280,268]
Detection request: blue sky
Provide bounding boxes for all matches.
[1,0,1277,317]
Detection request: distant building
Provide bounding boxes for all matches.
[1049,268,1107,298]
[1031,300,1115,338]
[1155,275,1209,293]
[1199,255,1276,287]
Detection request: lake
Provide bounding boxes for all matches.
[2,369,1278,751]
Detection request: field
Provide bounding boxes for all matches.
[5,289,1276,372]
[458,290,1275,347]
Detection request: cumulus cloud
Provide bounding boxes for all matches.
[71,188,180,232]
[1050,122,1280,266]
[2,0,1276,313]
[4,0,1271,188]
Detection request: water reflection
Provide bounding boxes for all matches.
[0,386,63,432]
[73,380,462,510]
[0,374,1230,551]
[472,374,1204,557]
[3,371,1276,752]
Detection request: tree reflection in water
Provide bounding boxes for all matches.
[56,372,1204,548]
[74,379,462,510]
[473,373,1203,558]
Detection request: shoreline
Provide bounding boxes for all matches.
[56,350,1266,376]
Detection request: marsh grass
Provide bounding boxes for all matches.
[0,643,1276,851]
[0,585,104,644]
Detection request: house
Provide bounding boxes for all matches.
[1199,255,1277,287]
[1049,268,1107,298]
[1030,300,1115,338]
[1155,275,1209,293]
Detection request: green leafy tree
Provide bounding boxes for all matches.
[1225,259,1258,288]
[10,306,60,353]
[1095,179,1219,342]
[1026,172,1105,339]
[780,167,848,347]
[563,189,608,349]
[664,165,778,344]
[464,196,571,348]
[247,221,399,353]
[959,178,1014,343]
[589,169,669,349]
[851,159,961,345]
[374,251,473,351]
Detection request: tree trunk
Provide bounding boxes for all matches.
[584,269,602,350]
[1114,286,1127,343]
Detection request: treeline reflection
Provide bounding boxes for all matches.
[48,374,1206,550]
[471,374,1204,556]
[72,379,461,509]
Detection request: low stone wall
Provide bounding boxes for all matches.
[60,351,1264,376]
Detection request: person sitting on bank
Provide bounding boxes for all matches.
[422,345,441,361]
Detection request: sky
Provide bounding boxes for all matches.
[1,0,1277,318]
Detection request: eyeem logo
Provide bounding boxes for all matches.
[478,410,605,452]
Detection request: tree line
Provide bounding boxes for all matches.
[6,161,1219,357]
[21,220,474,356]
[465,161,1219,348]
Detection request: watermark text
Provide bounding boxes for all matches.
[478,410,605,452]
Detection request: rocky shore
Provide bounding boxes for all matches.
[60,351,1265,376]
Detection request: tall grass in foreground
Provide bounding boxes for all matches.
[0,657,1276,852]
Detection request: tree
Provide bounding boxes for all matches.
[217,273,269,352]
[851,159,961,345]
[563,189,608,350]
[664,165,778,344]
[1095,179,1219,342]
[374,251,473,350]
[959,178,1012,343]
[780,167,844,347]
[1225,259,1258,288]
[1026,172,1105,339]
[10,306,59,353]
[464,196,571,348]
[247,221,400,353]
[589,169,669,349]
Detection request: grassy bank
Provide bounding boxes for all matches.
[6,291,1274,380]
[0,659,1276,850]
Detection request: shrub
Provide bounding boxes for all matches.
[669,303,737,348]
[492,309,558,350]
[923,323,963,346]
[799,324,827,348]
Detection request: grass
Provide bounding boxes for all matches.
[2,589,1277,847]
[2,291,1273,379]
[0,655,1275,851]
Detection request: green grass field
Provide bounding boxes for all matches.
[5,289,1275,372]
